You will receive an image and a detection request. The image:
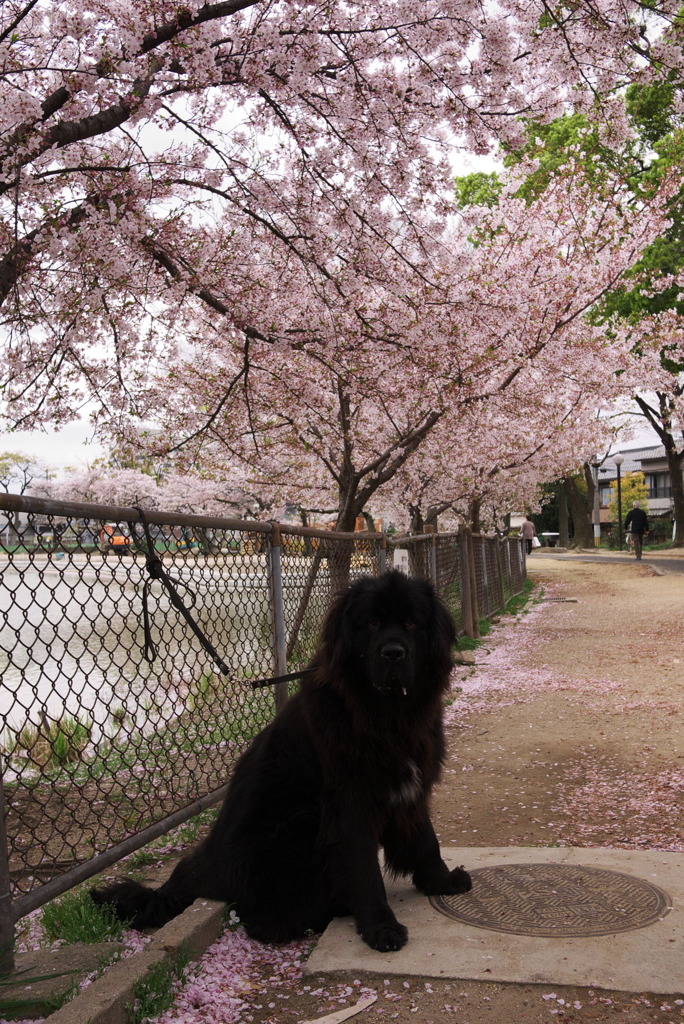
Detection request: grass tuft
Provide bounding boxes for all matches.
[41,889,130,945]
[127,945,193,1024]
[11,715,91,768]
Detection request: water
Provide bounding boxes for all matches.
[0,553,276,744]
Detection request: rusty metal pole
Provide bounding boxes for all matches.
[466,528,480,638]
[458,526,474,638]
[378,532,387,575]
[0,773,14,975]
[267,525,289,713]
[519,535,526,588]
[479,535,489,617]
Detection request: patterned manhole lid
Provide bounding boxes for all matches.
[430,863,672,937]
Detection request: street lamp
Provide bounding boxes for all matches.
[614,454,624,550]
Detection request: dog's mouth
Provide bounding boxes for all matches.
[368,639,413,696]
[373,664,412,697]
[373,680,409,696]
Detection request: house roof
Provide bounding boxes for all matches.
[600,446,667,477]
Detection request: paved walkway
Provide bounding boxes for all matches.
[532,548,684,573]
[533,548,684,575]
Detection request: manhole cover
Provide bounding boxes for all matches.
[430,863,671,937]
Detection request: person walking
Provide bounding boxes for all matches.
[624,502,649,560]
[520,516,537,555]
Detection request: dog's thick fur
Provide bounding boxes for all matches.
[92,570,471,952]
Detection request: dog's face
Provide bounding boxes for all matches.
[322,570,456,702]
[352,590,420,696]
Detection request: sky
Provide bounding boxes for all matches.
[0,420,105,475]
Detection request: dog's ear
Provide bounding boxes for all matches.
[320,586,355,675]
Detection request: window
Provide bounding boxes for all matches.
[645,472,671,499]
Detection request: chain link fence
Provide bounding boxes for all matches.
[0,493,525,969]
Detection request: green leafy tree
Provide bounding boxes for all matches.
[607,471,648,527]
[0,451,44,494]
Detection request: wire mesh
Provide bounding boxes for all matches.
[0,509,277,901]
[0,495,526,945]
[503,536,526,597]
[386,534,431,583]
[281,532,383,675]
[433,534,463,633]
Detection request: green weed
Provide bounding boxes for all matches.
[443,687,463,707]
[11,715,91,768]
[41,889,130,944]
[503,578,538,616]
[127,945,193,1024]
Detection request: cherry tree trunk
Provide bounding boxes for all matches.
[468,499,482,535]
[562,476,594,548]
[556,482,570,547]
[328,503,357,594]
[662,441,684,546]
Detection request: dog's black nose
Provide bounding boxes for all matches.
[380,642,406,661]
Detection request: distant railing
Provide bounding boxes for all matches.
[0,492,526,970]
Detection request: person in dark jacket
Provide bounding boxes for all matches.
[624,502,649,560]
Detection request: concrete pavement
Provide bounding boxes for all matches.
[306,848,683,994]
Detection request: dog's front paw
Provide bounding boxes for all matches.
[414,862,473,896]
[443,865,472,894]
[363,920,408,952]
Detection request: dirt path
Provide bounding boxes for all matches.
[234,557,684,1024]
[432,556,684,853]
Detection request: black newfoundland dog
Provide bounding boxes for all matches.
[92,570,471,952]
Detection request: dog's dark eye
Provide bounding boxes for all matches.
[404,620,416,630]
[368,618,380,629]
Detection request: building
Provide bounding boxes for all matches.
[598,445,674,531]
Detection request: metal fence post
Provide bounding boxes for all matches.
[378,533,387,575]
[458,526,474,638]
[494,539,506,612]
[0,773,14,975]
[426,525,438,588]
[267,525,289,713]
[466,528,481,637]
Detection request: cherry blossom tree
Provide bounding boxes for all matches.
[378,385,616,534]
[108,162,675,550]
[51,465,263,517]
[1,0,681,435]
[480,93,684,540]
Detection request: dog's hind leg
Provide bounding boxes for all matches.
[91,844,224,929]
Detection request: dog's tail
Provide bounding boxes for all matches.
[90,878,193,930]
